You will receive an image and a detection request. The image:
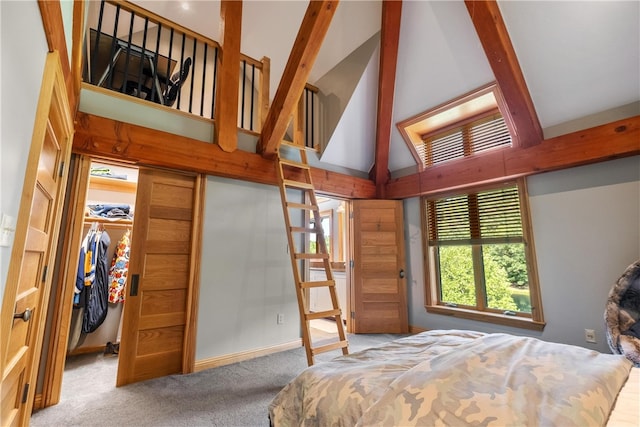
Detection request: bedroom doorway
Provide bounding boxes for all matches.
[307,196,351,337]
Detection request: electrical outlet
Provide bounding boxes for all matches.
[585,329,596,343]
[277,313,284,324]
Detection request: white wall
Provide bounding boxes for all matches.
[196,176,300,360]
[0,1,49,302]
[390,0,495,173]
[405,156,640,353]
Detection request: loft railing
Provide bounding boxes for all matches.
[83,0,269,133]
[303,85,319,150]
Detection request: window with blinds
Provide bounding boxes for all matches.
[421,179,545,330]
[419,114,511,167]
[427,185,523,246]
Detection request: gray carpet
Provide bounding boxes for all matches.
[31,333,403,427]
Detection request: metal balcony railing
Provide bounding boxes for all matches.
[303,85,319,150]
[83,0,269,133]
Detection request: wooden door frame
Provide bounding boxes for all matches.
[0,50,74,423]
[38,159,204,407]
[39,155,91,407]
[305,195,353,332]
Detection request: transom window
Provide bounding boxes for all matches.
[397,83,517,171]
[422,179,545,330]
[421,113,511,167]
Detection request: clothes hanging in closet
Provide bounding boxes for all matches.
[108,229,131,304]
[74,224,111,333]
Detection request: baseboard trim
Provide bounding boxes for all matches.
[194,339,302,372]
[67,345,105,356]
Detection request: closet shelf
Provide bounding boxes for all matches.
[89,175,137,193]
[85,216,133,226]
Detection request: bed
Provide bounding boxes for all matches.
[269,330,639,426]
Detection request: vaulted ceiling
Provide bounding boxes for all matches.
[118,1,640,182]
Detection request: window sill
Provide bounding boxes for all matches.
[425,305,546,331]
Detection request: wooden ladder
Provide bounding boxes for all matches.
[276,140,349,366]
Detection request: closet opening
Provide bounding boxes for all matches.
[66,161,138,358]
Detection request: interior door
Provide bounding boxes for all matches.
[116,168,202,386]
[351,200,408,333]
[0,52,73,427]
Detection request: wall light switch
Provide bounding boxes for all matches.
[0,214,17,247]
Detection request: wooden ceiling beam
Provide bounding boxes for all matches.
[371,0,402,198]
[256,0,338,159]
[214,1,243,152]
[465,0,542,148]
[73,112,375,198]
[385,115,640,199]
[38,0,76,112]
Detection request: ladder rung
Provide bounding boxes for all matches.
[306,309,341,320]
[300,280,335,289]
[294,253,329,260]
[289,227,318,234]
[283,179,314,190]
[311,340,349,355]
[286,202,318,211]
[280,158,310,169]
[281,141,305,150]
[290,226,319,234]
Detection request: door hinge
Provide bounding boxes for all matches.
[350,259,354,269]
[58,161,65,177]
[351,311,355,319]
[41,265,48,282]
[21,383,30,403]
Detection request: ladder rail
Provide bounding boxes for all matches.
[276,141,349,365]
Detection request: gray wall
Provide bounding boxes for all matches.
[0,1,49,300]
[195,176,300,360]
[405,156,640,353]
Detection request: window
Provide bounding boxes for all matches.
[309,212,331,256]
[397,83,518,171]
[422,180,544,330]
[421,113,511,167]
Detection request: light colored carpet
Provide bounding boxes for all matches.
[30,331,404,427]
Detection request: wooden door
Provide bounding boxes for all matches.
[116,169,202,386]
[0,52,73,427]
[351,200,408,333]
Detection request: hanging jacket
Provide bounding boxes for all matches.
[83,230,111,333]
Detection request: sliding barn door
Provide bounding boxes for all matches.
[352,200,408,333]
[116,169,202,386]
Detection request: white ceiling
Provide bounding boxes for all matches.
[129,0,639,174]
[132,1,382,98]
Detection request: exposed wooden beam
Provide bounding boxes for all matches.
[371,0,402,198]
[73,112,376,199]
[385,115,640,199]
[38,0,76,112]
[465,0,542,148]
[71,1,86,106]
[214,1,243,152]
[256,0,338,159]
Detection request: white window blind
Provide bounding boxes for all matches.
[418,114,512,167]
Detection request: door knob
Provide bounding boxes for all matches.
[399,269,405,279]
[14,307,32,322]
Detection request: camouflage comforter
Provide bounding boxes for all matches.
[269,330,632,426]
